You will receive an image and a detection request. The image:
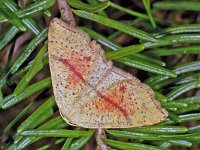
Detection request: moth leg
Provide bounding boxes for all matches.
[95,128,109,150]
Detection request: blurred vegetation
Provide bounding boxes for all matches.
[0,0,200,149]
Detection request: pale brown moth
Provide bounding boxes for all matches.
[48,17,168,128]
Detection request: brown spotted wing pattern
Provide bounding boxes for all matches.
[48,18,168,128]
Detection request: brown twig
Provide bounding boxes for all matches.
[57,0,76,26]
[95,128,109,150]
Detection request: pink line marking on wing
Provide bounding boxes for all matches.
[58,56,129,117]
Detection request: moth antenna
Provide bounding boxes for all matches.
[57,0,76,26]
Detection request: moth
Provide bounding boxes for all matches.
[48,18,168,128]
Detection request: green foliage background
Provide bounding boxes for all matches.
[0,0,200,149]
